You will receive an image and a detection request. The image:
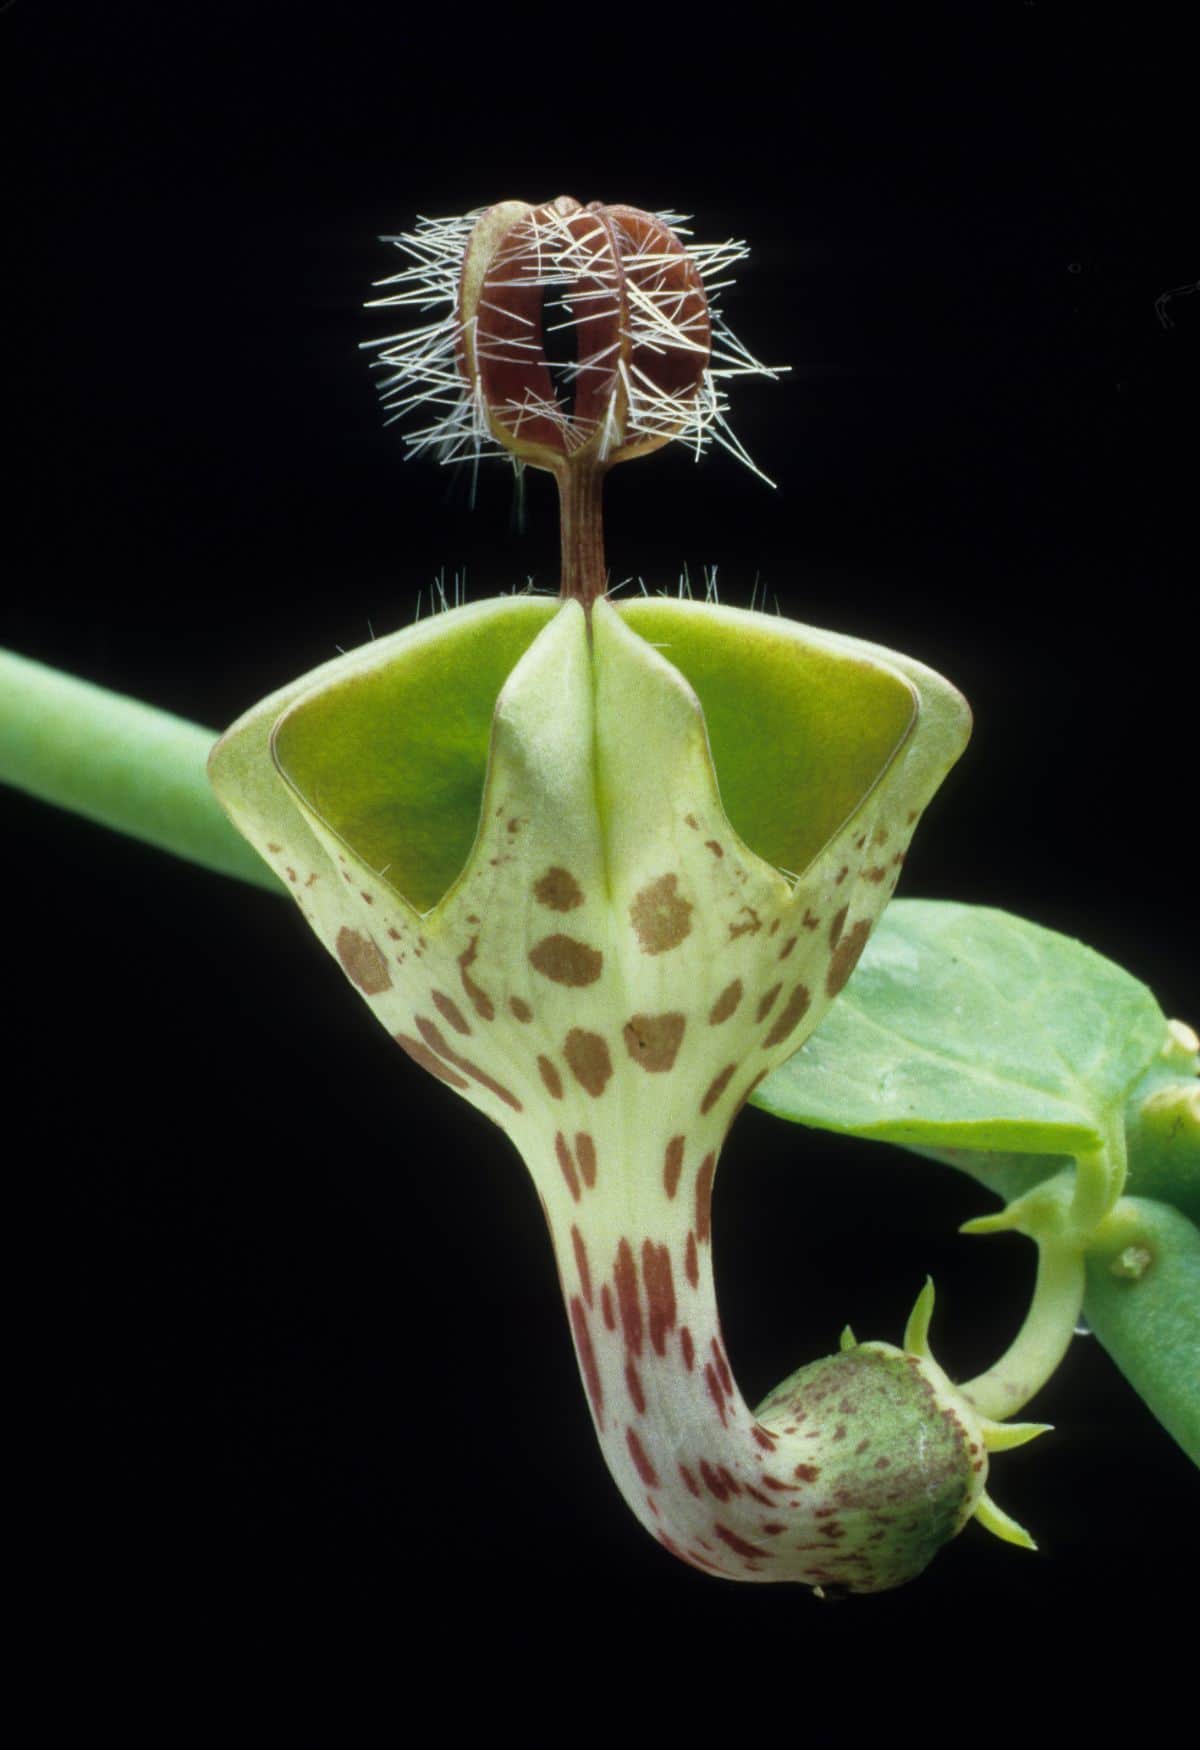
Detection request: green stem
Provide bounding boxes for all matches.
[960,1235,1086,1420]
[0,647,282,893]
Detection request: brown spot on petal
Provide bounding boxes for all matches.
[555,1132,581,1201]
[685,1231,699,1288]
[614,1238,643,1356]
[508,995,533,1023]
[336,928,392,995]
[431,990,471,1035]
[700,1063,736,1116]
[705,839,724,859]
[529,934,603,986]
[563,1029,613,1097]
[537,1055,564,1100]
[695,1153,716,1242]
[729,906,762,940]
[626,1426,659,1488]
[829,905,848,950]
[574,1132,597,1188]
[394,1032,470,1090]
[534,866,584,911]
[663,1134,685,1199]
[572,1225,593,1306]
[623,1012,686,1072]
[414,1016,523,1112]
[708,979,743,1025]
[630,874,693,955]
[457,937,495,1021]
[642,1239,677,1355]
[755,983,782,1022]
[763,983,812,1049]
[827,919,872,997]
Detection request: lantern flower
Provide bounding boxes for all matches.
[209,199,1034,1592]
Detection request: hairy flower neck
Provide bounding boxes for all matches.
[556,459,609,607]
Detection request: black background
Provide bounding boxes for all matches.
[7,0,1196,1712]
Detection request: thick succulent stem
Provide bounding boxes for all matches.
[0,647,280,892]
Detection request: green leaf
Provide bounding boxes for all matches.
[1085,1197,1200,1463]
[753,899,1167,1159]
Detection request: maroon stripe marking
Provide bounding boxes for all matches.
[614,1238,643,1357]
[555,1131,581,1202]
[414,1016,522,1111]
[763,982,812,1050]
[705,1363,728,1425]
[394,1032,470,1090]
[663,1134,685,1199]
[700,1460,731,1502]
[685,1231,699,1289]
[537,1055,564,1099]
[752,1426,777,1451]
[678,1463,701,1498]
[571,1224,592,1306]
[624,1359,646,1415]
[601,1284,615,1331]
[574,1131,597,1188]
[694,1154,715,1244]
[712,1338,733,1397]
[680,1326,695,1370]
[700,1064,736,1115]
[457,936,495,1021]
[708,979,743,1025]
[641,1239,677,1356]
[431,990,472,1034]
[626,1426,659,1488]
[712,1524,772,1561]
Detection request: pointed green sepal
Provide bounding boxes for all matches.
[973,1489,1038,1550]
[980,1419,1053,1453]
[903,1276,936,1358]
[960,1211,1018,1238]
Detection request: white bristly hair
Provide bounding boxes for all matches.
[361,204,787,483]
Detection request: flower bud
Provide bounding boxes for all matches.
[756,1344,989,1593]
